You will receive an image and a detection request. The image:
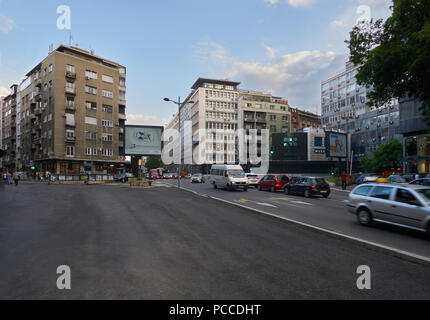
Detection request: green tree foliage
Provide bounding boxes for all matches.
[360,140,403,172]
[346,0,430,125]
[145,157,161,170]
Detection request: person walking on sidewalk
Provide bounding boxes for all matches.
[13,172,19,186]
[341,171,348,190]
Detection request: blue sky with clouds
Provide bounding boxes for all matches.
[0,0,392,125]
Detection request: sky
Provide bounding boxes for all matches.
[0,0,392,126]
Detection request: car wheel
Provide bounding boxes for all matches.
[213,183,217,189]
[323,194,329,199]
[304,190,310,198]
[357,208,372,226]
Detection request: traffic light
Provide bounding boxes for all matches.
[270,147,275,156]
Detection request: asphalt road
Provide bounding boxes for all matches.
[163,179,430,261]
[0,182,429,299]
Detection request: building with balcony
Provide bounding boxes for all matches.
[14,45,127,174]
[1,85,18,173]
[290,108,321,132]
[321,62,401,160]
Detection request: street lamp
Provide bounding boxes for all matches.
[163,97,194,188]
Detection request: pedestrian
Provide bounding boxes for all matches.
[341,171,348,190]
[13,172,19,186]
[2,172,6,184]
[6,172,11,185]
[415,173,420,180]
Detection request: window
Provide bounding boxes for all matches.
[66,130,75,138]
[102,105,113,113]
[85,86,97,95]
[85,131,97,140]
[66,65,75,73]
[66,146,75,157]
[395,189,421,205]
[65,113,75,126]
[102,90,113,99]
[353,186,373,196]
[119,90,126,101]
[102,120,113,127]
[85,70,98,80]
[270,115,277,121]
[119,78,126,87]
[85,117,97,125]
[102,134,113,142]
[49,64,53,73]
[102,75,113,83]
[102,149,113,157]
[85,148,97,156]
[86,101,97,110]
[314,137,323,147]
[370,186,393,200]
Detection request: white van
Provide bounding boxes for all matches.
[210,165,248,191]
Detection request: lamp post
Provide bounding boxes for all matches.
[163,97,194,188]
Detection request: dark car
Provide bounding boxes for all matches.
[410,178,430,187]
[258,175,290,192]
[285,177,331,198]
[115,173,134,183]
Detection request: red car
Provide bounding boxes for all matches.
[258,175,290,192]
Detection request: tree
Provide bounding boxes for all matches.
[361,140,403,172]
[145,157,161,170]
[346,0,430,125]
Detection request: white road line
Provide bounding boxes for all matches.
[255,202,277,208]
[291,201,314,206]
[161,182,430,264]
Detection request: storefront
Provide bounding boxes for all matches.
[404,134,430,174]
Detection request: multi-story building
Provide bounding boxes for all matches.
[399,96,430,174]
[290,108,321,132]
[321,62,401,159]
[238,90,291,150]
[15,45,127,174]
[1,85,18,173]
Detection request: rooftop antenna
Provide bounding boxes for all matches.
[69,32,73,46]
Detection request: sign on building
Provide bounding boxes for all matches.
[125,125,163,156]
[325,132,347,158]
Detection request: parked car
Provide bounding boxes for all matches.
[347,183,430,235]
[389,175,414,184]
[172,173,179,180]
[285,177,331,198]
[246,174,262,187]
[185,174,192,179]
[163,173,170,179]
[258,175,289,192]
[210,165,248,191]
[190,174,204,183]
[410,178,430,187]
[115,173,134,183]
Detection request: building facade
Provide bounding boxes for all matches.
[321,62,401,159]
[2,45,127,175]
[1,85,18,173]
[399,96,430,174]
[290,108,321,132]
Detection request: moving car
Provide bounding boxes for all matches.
[190,174,204,183]
[285,177,331,198]
[210,165,248,191]
[389,175,414,184]
[356,174,381,185]
[410,178,430,187]
[348,184,430,235]
[115,173,134,183]
[246,174,262,187]
[163,173,170,179]
[258,175,289,192]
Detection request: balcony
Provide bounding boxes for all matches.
[256,118,266,123]
[35,108,42,115]
[65,136,76,143]
[65,71,77,80]
[119,127,124,134]
[118,113,127,120]
[244,117,255,122]
[65,87,76,95]
[119,141,124,147]
[65,103,76,112]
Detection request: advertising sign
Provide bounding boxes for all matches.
[326,132,347,158]
[125,125,163,156]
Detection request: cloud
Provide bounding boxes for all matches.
[195,41,227,64]
[264,0,316,7]
[196,41,346,111]
[330,20,348,28]
[263,45,278,59]
[0,86,10,97]
[126,114,169,126]
[0,13,15,34]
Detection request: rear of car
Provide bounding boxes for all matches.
[246,174,261,187]
[258,175,289,192]
[348,184,430,235]
[285,177,330,198]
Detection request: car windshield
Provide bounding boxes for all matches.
[228,170,245,178]
[416,189,430,203]
[247,175,258,178]
[314,178,327,184]
[193,174,201,177]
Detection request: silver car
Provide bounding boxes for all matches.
[347,184,430,235]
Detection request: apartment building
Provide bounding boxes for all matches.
[15,45,126,174]
[237,90,291,155]
[290,108,321,132]
[1,85,18,173]
[321,62,401,158]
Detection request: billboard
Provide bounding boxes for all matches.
[326,132,347,158]
[125,125,163,156]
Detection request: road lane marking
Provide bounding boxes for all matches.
[256,203,277,208]
[235,199,250,204]
[291,201,314,206]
